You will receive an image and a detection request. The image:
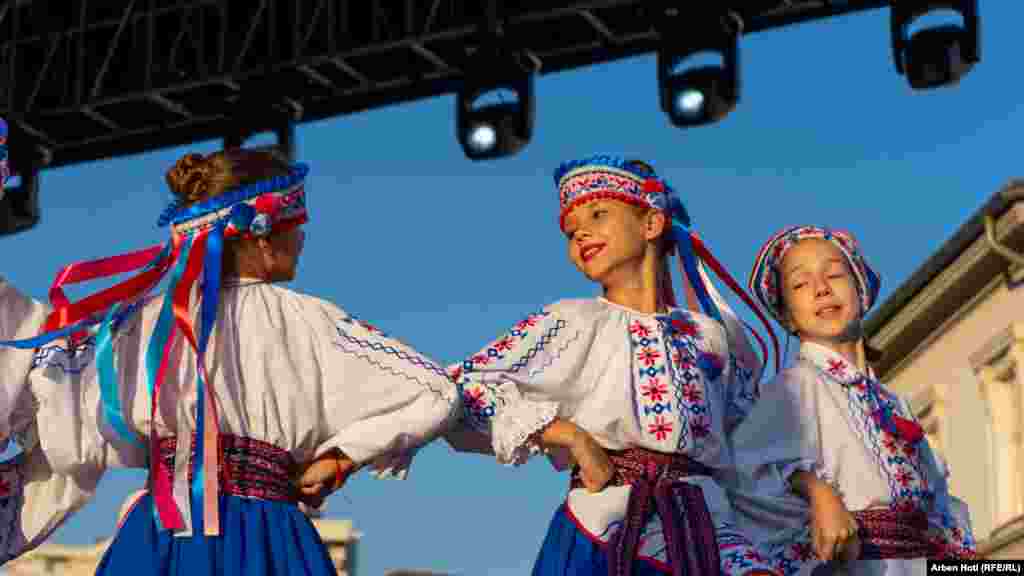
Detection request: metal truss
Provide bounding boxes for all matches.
[0,0,888,172]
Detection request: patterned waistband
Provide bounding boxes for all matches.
[855,507,977,560]
[158,435,298,504]
[570,447,713,491]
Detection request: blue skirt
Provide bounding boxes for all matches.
[96,493,337,576]
[533,506,667,576]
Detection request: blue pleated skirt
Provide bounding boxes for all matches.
[95,493,338,576]
[533,505,667,576]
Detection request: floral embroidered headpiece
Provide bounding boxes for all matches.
[750,225,881,328]
[157,162,309,238]
[554,154,780,374]
[0,158,312,539]
[554,155,687,232]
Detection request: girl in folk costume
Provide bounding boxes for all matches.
[0,149,459,575]
[444,155,782,576]
[723,225,976,576]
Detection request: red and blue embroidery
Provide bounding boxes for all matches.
[31,336,96,375]
[452,310,572,429]
[802,350,932,510]
[333,314,453,404]
[800,346,975,554]
[630,311,722,453]
[631,317,676,447]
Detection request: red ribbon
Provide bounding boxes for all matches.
[166,229,223,535]
[45,245,171,333]
[148,233,187,530]
[690,233,782,374]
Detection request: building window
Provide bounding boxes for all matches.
[971,324,1024,531]
[909,386,942,455]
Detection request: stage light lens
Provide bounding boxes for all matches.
[467,123,497,153]
[675,89,706,117]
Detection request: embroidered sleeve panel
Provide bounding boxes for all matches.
[449,302,583,465]
[314,299,460,467]
[331,308,459,407]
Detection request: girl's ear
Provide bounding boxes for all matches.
[646,210,668,242]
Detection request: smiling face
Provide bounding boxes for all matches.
[562,199,665,289]
[779,238,862,345]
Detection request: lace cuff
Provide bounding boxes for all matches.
[492,399,560,466]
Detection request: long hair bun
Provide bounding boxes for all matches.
[166,153,214,205]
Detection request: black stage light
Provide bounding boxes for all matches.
[0,124,42,237]
[658,9,742,128]
[891,0,980,90]
[456,43,536,161]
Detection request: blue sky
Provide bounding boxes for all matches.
[3,4,1022,575]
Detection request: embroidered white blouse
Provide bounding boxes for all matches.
[446,297,775,575]
[723,341,976,576]
[0,276,459,559]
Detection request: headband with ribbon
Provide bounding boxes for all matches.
[749,225,881,330]
[555,155,780,375]
[1,161,309,537]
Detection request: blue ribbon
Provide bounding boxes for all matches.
[0,316,102,349]
[190,221,224,532]
[94,241,174,450]
[671,220,721,324]
[96,303,144,448]
[0,242,172,352]
[157,163,308,227]
[144,235,193,530]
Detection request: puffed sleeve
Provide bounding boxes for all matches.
[0,431,103,563]
[718,366,827,576]
[729,364,826,492]
[0,276,47,443]
[445,302,590,465]
[0,278,104,561]
[0,355,139,563]
[311,302,460,479]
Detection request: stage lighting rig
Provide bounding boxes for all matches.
[891,0,980,90]
[0,122,45,237]
[456,43,538,161]
[657,8,742,128]
[456,2,538,161]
